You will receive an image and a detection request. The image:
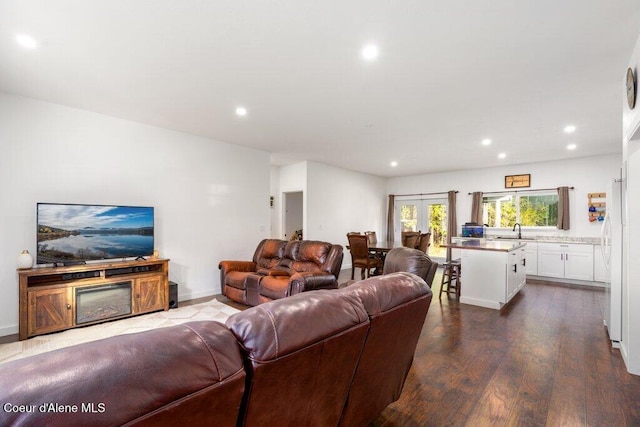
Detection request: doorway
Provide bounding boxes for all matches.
[283,191,303,241]
[396,198,448,260]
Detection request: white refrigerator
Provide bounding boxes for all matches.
[601,177,623,347]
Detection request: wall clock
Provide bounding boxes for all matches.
[627,67,636,110]
[505,174,531,188]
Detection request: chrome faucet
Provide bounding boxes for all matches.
[513,223,522,239]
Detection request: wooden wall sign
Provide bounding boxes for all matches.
[505,174,531,188]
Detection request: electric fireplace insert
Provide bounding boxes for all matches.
[76,282,132,325]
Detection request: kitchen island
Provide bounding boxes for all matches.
[443,239,527,309]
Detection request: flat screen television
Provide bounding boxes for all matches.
[37,203,154,265]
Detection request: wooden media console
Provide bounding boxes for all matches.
[18,258,169,340]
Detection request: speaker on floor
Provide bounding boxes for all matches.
[168,281,178,309]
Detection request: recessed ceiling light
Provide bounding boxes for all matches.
[564,125,576,133]
[15,34,37,49]
[482,139,492,146]
[567,144,577,150]
[235,107,247,117]
[390,161,398,167]
[361,44,379,61]
[498,153,506,159]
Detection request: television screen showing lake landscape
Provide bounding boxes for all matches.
[37,203,154,265]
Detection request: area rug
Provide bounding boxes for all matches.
[0,299,240,364]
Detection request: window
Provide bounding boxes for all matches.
[396,199,448,259]
[400,204,417,231]
[483,192,558,228]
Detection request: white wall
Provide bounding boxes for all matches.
[623,31,640,375]
[0,92,270,336]
[276,161,387,268]
[387,155,621,239]
[305,162,387,265]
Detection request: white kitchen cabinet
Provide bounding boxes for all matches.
[507,247,527,302]
[537,246,565,278]
[537,243,594,281]
[484,239,537,275]
[520,242,538,275]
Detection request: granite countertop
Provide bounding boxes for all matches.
[484,235,600,245]
[444,240,527,252]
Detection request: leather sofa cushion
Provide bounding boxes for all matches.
[283,240,301,260]
[0,321,246,427]
[259,275,291,300]
[256,239,286,269]
[297,240,331,267]
[279,240,332,273]
[346,271,430,314]
[225,271,252,290]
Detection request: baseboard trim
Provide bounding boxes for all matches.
[527,275,605,289]
[0,324,18,338]
[178,288,217,302]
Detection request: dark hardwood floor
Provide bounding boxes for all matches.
[371,272,640,427]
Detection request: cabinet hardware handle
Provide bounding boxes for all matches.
[512,264,517,273]
[561,253,563,261]
[522,259,526,266]
[566,253,568,261]
[66,304,71,310]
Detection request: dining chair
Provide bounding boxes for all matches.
[364,231,377,244]
[401,231,421,249]
[416,232,431,253]
[347,233,383,280]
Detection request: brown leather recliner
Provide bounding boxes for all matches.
[0,322,246,427]
[337,272,433,426]
[254,240,344,305]
[220,239,343,306]
[219,239,287,304]
[383,246,439,288]
[226,287,370,426]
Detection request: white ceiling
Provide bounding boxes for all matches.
[1,1,640,178]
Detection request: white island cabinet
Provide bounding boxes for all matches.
[445,240,527,310]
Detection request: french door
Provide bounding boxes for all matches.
[396,199,448,260]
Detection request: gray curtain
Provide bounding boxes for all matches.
[471,192,483,224]
[447,190,457,261]
[386,195,395,242]
[557,186,570,230]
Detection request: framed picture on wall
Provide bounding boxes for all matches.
[505,174,531,188]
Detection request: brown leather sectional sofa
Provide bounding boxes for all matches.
[219,239,343,306]
[0,272,432,427]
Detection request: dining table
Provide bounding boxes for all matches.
[346,240,405,276]
[367,240,405,253]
